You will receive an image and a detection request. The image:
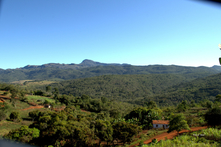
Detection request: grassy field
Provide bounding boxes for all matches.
[0,120,32,136]
[21,80,58,87]
[25,95,55,104]
[0,92,54,137]
[11,80,33,84]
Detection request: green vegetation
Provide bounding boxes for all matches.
[1,62,221,146]
[205,107,221,127]
[0,62,220,82]
[143,135,219,147]
[26,95,55,104]
[36,73,221,106]
[167,114,191,134]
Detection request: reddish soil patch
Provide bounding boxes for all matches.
[53,106,66,112]
[130,126,207,147]
[80,109,91,114]
[0,95,11,99]
[21,105,44,111]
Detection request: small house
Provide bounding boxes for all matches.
[152,120,169,129]
[44,104,51,108]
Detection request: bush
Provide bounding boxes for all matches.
[46,94,52,97]
[3,91,9,96]
[34,90,44,96]
[10,111,21,122]
[0,110,7,121]
[44,100,50,105]
[152,138,158,144]
[139,140,144,146]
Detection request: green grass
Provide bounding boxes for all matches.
[25,95,55,103]
[142,135,220,147]
[21,80,58,87]
[127,129,168,147]
[0,120,32,137]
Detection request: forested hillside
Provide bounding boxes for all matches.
[150,72,221,106]
[42,72,221,106]
[0,59,220,82]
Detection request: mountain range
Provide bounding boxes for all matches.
[0,59,221,83]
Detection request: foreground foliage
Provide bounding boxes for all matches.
[143,135,219,147]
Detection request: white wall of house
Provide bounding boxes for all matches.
[153,124,169,129]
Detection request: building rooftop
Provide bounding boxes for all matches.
[152,120,169,125]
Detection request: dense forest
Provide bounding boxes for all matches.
[26,72,221,106]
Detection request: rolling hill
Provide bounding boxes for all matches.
[0,59,220,83]
[43,72,221,106]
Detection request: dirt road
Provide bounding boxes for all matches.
[21,105,44,111]
[130,126,207,147]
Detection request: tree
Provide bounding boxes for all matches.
[215,94,221,102]
[167,114,191,135]
[0,110,7,121]
[145,101,157,109]
[10,88,19,107]
[10,111,21,122]
[91,119,113,146]
[205,107,221,127]
[190,100,196,107]
[53,88,59,103]
[125,107,161,129]
[4,125,40,143]
[112,121,141,145]
[101,97,108,104]
[29,110,40,121]
[206,101,213,109]
[176,100,188,112]
[46,86,51,92]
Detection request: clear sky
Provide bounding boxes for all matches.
[0,0,221,69]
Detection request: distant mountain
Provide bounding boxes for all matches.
[211,65,221,72]
[21,59,128,70]
[0,59,220,83]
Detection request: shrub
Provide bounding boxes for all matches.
[152,138,158,144]
[0,110,7,121]
[3,91,9,96]
[10,111,21,122]
[139,140,144,146]
[44,100,50,105]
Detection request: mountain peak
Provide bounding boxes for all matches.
[80,59,95,64]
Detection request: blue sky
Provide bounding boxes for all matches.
[0,0,221,69]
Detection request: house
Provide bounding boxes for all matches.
[152,120,169,129]
[44,104,51,108]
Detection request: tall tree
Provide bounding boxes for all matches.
[167,114,191,135]
[205,107,221,127]
[10,88,19,107]
[91,119,113,146]
[112,121,141,145]
[46,86,51,92]
[145,101,157,109]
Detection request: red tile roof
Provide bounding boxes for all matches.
[152,120,169,125]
